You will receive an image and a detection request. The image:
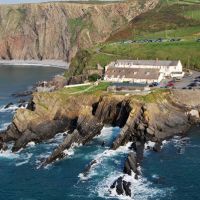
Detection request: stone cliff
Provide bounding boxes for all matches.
[1,89,200,154]
[0,0,159,61]
[1,89,200,196]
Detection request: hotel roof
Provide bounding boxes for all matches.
[115,60,179,67]
[106,67,160,80]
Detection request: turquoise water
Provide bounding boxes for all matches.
[0,65,200,200]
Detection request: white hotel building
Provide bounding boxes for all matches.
[104,60,184,83]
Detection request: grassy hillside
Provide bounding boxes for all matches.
[108,0,200,41]
[68,0,200,75]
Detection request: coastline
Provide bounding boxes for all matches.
[0,59,69,69]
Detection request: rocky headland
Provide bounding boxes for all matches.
[1,88,200,196]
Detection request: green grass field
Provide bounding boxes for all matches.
[184,10,200,20]
[108,0,200,42]
[100,42,200,68]
[58,82,111,95]
[68,0,200,74]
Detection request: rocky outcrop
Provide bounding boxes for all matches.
[109,90,200,197]
[2,89,200,197]
[112,98,190,151]
[44,114,104,164]
[123,152,138,176]
[110,176,131,197]
[0,0,159,61]
[93,96,131,127]
[1,92,132,156]
[2,90,200,153]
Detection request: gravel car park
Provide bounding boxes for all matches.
[149,71,200,90]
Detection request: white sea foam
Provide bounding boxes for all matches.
[15,160,29,166]
[63,148,75,156]
[0,149,19,159]
[152,174,160,179]
[145,141,156,150]
[63,143,80,157]
[0,122,11,131]
[97,171,172,200]
[15,153,33,167]
[79,142,132,181]
[95,126,120,140]
[0,104,18,113]
[162,140,169,145]
[48,132,67,143]
[171,136,190,154]
[26,141,36,148]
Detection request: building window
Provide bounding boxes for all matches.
[145,72,150,75]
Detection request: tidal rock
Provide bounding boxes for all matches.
[82,160,97,177]
[0,123,22,142]
[43,115,103,165]
[135,141,145,162]
[153,141,162,152]
[18,103,26,108]
[26,99,35,111]
[4,102,13,109]
[123,152,137,176]
[0,141,8,151]
[12,130,39,152]
[110,176,131,197]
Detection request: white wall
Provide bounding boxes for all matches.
[104,76,159,84]
[104,60,183,82]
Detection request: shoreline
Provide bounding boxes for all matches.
[0,59,69,69]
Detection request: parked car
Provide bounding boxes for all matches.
[149,82,159,87]
[188,83,198,87]
[166,82,175,88]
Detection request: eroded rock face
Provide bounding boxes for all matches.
[93,96,132,127]
[44,114,104,165]
[2,89,200,198]
[3,92,133,157]
[112,98,191,151]
[2,89,200,163]
[123,152,137,176]
[0,0,158,61]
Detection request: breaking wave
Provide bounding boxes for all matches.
[78,142,132,181]
[0,122,11,131]
[0,104,19,113]
[96,171,173,200]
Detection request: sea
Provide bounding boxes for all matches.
[0,65,200,200]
